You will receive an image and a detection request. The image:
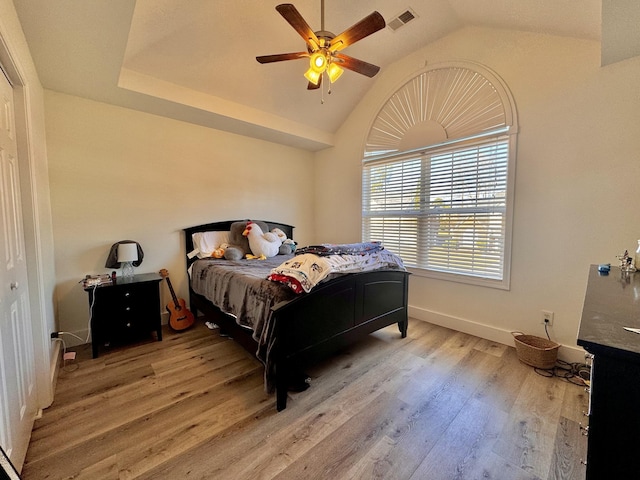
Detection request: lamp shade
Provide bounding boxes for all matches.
[304,67,322,85]
[327,63,343,83]
[117,243,138,263]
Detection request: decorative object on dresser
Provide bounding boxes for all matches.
[104,240,145,278]
[117,242,139,278]
[577,264,640,479]
[84,272,163,358]
[159,269,195,331]
[184,219,409,411]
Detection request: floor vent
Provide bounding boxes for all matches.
[388,8,417,31]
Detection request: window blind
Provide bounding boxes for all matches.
[363,136,509,280]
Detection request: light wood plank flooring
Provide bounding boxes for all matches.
[22,319,588,480]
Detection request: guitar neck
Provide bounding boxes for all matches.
[165,277,180,309]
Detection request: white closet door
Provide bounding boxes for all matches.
[0,66,36,470]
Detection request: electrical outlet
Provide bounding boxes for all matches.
[541,310,554,326]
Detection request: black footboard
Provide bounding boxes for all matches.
[272,270,409,410]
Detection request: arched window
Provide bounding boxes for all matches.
[362,62,518,289]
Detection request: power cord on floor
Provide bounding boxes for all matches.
[534,322,590,385]
[86,283,97,343]
[51,333,81,372]
[534,359,591,386]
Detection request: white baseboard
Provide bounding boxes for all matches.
[409,305,587,365]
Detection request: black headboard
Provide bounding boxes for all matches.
[183,219,295,268]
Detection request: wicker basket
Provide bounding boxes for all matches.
[511,331,560,369]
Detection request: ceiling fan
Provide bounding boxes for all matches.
[256,2,386,90]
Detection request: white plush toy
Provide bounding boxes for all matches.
[271,227,296,254]
[242,221,282,258]
[271,228,287,243]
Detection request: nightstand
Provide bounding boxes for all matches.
[84,272,163,358]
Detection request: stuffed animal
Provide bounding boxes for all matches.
[211,247,225,259]
[223,246,244,261]
[223,220,269,260]
[271,228,287,243]
[243,221,282,258]
[271,227,297,255]
[281,239,296,254]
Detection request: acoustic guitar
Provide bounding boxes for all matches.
[159,269,195,331]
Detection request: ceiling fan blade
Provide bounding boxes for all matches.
[307,75,322,90]
[276,4,320,50]
[256,52,309,64]
[330,11,385,51]
[333,53,380,78]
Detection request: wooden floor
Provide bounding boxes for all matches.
[22,319,588,480]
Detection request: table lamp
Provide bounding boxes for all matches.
[117,243,138,279]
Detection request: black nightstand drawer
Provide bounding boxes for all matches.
[86,272,162,358]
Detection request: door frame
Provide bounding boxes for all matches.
[0,16,54,414]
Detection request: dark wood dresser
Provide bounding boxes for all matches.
[85,272,162,358]
[577,264,640,479]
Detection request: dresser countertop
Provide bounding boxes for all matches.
[577,264,640,360]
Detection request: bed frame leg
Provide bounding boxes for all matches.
[275,362,288,411]
[398,319,408,338]
[276,387,288,411]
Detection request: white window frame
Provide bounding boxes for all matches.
[362,63,518,289]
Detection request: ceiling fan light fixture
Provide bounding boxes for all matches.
[309,51,328,72]
[304,67,322,85]
[305,50,328,84]
[327,62,343,83]
[260,3,385,91]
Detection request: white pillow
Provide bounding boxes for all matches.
[192,231,230,258]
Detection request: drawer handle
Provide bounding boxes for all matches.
[124,292,130,297]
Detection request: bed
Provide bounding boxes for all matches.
[184,219,409,411]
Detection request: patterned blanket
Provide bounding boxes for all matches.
[268,249,406,294]
[295,241,383,256]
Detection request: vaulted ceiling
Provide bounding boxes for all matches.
[13,0,635,151]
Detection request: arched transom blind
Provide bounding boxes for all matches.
[365,66,508,157]
[363,64,517,287]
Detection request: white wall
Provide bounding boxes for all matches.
[315,26,640,361]
[44,91,315,339]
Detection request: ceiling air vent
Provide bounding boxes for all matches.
[387,8,417,31]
